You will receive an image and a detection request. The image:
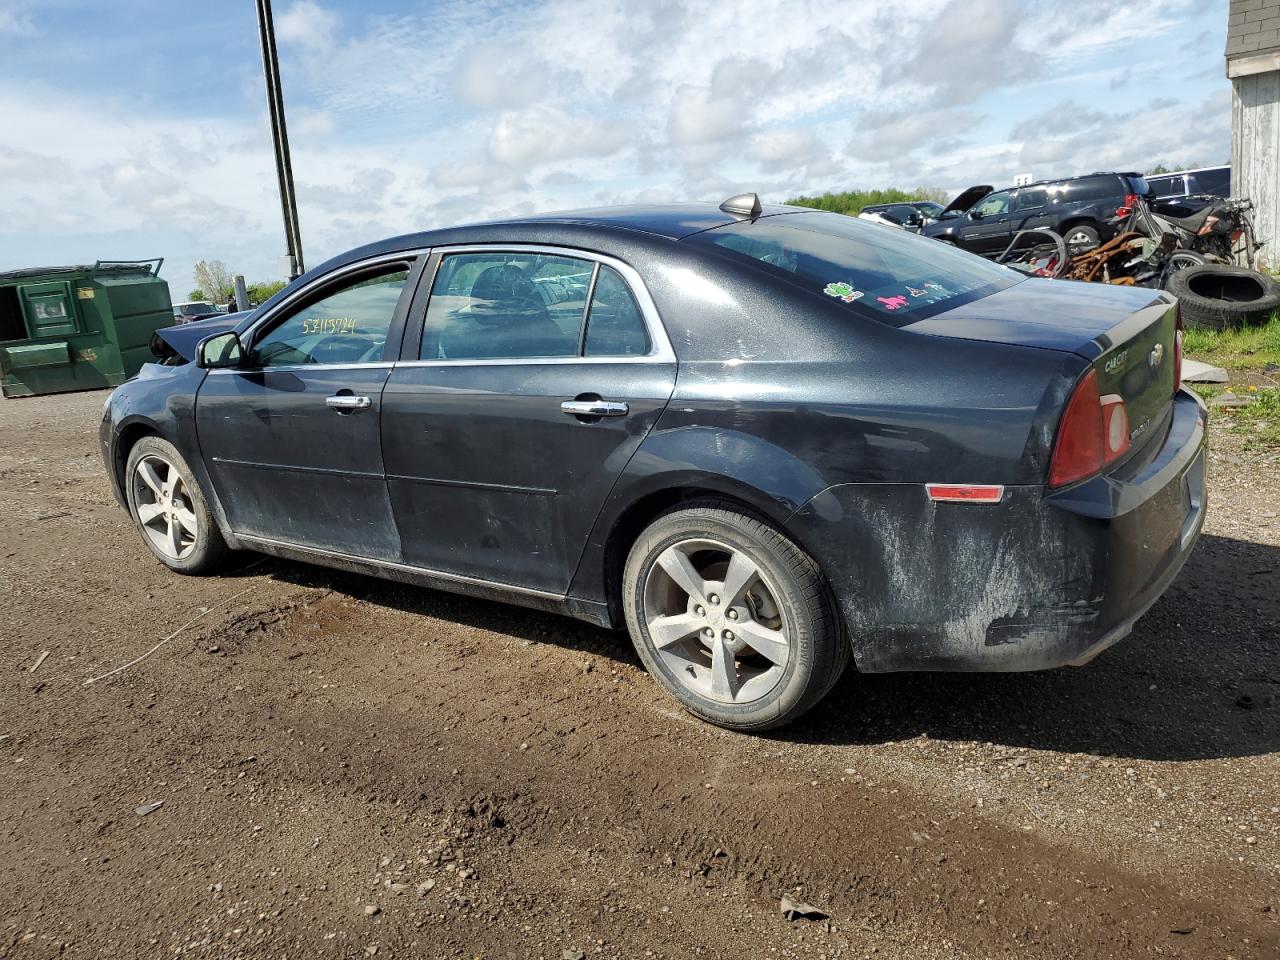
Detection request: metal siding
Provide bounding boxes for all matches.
[1232,69,1280,269]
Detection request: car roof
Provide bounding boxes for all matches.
[456,202,804,242]
[1010,171,1141,191]
[304,202,811,279]
[1146,164,1230,178]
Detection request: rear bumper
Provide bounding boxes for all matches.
[789,389,1207,672]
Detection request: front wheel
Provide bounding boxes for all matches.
[125,436,230,574]
[622,503,848,731]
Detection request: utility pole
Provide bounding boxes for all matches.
[255,0,304,280]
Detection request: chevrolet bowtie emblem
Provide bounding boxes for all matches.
[1149,343,1165,368]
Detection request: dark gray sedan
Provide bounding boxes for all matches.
[101,196,1205,730]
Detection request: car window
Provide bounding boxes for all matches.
[251,267,408,367]
[1014,189,1047,211]
[1148,176,1181,197]
[1125,175,1152,197]
[692,210,1021,326]
[420,252,591,360]
[1066,176,1122,201]
[973,191,1011,216]
[584,265,650,357]
[1189,167,1230,196]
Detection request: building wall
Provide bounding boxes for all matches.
[1231,68,1280,270]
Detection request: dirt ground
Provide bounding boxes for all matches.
[1,388,1277,960]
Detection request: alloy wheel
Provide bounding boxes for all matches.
[131,454,198,561]
[642,538,791,704]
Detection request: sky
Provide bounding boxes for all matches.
[0,0,1233,297]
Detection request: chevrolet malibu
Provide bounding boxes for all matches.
[101,196,1206,730]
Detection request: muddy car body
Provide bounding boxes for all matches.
[101,200,1207,729]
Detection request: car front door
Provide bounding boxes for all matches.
[381,247,677,594]
[959,190,1014,253]
[195,257,423,560]
[1009,187,1051,237]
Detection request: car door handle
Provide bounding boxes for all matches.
[561,400,628,418]
[326,394,372,412]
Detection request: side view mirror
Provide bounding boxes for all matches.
[197,331,244,369]
[969,209,984,220]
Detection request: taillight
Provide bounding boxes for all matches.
[1100,394,1130,460]
[1123,192,1139,209]
[1048,369,1131,488]
[1173,305,1183,394]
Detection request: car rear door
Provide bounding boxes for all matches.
[381,246,677,594]
[195,256,423,561]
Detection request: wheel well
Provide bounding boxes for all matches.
[113,422,160,490]
[600,487,785,627]
[1058,217,1098,235]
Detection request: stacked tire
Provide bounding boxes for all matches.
[1163,264,1280,331]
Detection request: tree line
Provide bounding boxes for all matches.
[785,186,949,216]
[188,259,287,307]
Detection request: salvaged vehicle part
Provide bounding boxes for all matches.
[100,198,1206,730]
[1163,264,1280,330]
[0,260,173,398]
[923,173,1152,256]
[994,229,1070,279]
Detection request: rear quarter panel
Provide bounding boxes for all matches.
[568,260,1082,613]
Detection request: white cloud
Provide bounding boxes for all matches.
[487,106,628,168]
[275,0,339,50]
[0,0,1233,292]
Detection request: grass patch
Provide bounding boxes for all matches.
[1192,384,1280,451]
[1227,386,1280,450]
[1181,312,1280,369]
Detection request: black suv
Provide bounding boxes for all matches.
[921,172,1152,255]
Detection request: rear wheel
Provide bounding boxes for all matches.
[622,502,847,731]
[1063,223,1100,252]
[125,436,230,574]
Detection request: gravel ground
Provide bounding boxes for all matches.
[0,388,1277,959]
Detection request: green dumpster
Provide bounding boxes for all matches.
[0,259,174,398]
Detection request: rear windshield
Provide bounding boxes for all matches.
[1124,175,1152,197]
[689,210,1021,325]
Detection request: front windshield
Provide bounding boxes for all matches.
[690,210,1022,326]
[181,303,218,316]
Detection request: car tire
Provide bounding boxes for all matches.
[125,436,230,575]
[1164,264,1280,330]
[622,501,848,731]
[1063,223,1100,251]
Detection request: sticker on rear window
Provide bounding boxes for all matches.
[877,295,909,311]
[823,281,863,302]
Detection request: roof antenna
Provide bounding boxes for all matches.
[719,192,762,218]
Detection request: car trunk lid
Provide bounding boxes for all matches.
[905,278,1179,459]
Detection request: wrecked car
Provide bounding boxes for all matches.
[101,196,1206,730]
[924,173,1154,255]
